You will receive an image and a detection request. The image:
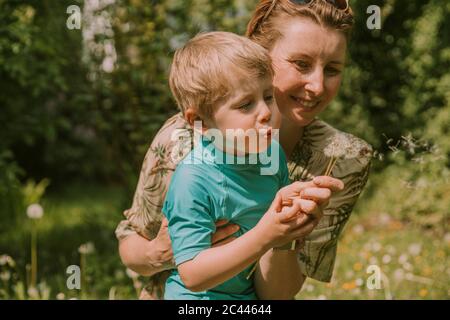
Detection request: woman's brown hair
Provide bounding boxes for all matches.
[246,0,354,50]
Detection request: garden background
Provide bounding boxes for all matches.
[0,0,448,299]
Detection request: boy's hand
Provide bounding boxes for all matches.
[255,176,344,249]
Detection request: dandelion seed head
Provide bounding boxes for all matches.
[355,278,364,287]
[78,242,95,255]
[0,271,11,281]
[324,133,351,159]
[369,256,379,265]
[26,204,44,219]
[0,255,15,267]
[317,295,327,300]
[398,254,408,264]
[306,284,314,292]
[394,269,404,281]
[402,262,413,271]
[386,245,396,255]
[352,224,364,235]
[444,233,450,244]
[382,254,392,264]
[27,287,39,298]
[408,243,422,256]
[56,292,65,300]
[324,133,372,170]
[372,242,382,252]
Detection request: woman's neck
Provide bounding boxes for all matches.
[280,116,304,160]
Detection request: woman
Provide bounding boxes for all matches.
[116,0,372,299]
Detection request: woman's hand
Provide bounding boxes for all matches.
[119,218,240,277]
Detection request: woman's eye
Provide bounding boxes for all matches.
[325,67,342,76]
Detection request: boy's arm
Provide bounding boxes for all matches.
[177,196,307,292]
[178,224,270,292]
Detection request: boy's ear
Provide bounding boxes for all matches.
[184,107,209,132]
[184,107,199,127]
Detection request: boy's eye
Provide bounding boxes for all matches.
[264,95,274,102]
[238,102,253,111]
[294,60,310,70]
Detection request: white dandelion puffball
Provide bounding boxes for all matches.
[78,242,95,255]
[324,133,350,159]
[324,132,372,162]
[26,204,44,219]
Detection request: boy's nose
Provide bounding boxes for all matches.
[258,102,272,124]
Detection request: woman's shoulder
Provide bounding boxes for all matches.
[150,112,191,147]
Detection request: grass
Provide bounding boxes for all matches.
[0,183,448,300]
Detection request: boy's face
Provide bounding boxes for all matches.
[204,75,280,155]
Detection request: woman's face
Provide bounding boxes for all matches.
[270,17,347,127]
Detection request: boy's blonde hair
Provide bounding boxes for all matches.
[169,31,273,119]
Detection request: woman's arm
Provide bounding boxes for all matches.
[118,219,173,277]
[118,218,241,277]
[254,248,305,300]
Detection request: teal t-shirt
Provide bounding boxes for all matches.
[162,137,290,300]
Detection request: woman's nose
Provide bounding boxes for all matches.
[304,67,324,97]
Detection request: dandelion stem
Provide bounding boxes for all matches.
[246,262,258,280]
[30,221,37,288]
[80,253,86,299]
[325,157,338,176]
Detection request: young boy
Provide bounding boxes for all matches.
[163,31,307,300]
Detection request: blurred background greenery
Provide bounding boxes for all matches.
[0,0,448,299]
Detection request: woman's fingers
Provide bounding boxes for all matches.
[300,187,331,208]
[211,223,239,245]
[278,200,302,223]
[313,176,344,192]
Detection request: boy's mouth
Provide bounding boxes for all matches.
[259,127,272,139]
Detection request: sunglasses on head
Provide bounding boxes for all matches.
[289,0,349,11]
